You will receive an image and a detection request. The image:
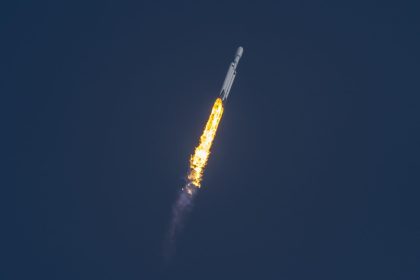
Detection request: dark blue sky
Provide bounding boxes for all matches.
[3,1,420,279]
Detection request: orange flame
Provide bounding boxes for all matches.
[188,98,224,187]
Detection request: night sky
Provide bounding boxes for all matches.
[4,1,420,279]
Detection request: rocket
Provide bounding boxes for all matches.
[219,46,243,101]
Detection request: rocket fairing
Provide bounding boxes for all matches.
[219,46,243,101]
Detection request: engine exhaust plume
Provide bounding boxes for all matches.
[188,97,224,188]
[164,98,224,261]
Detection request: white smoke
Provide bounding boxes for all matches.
[163,182,198,262]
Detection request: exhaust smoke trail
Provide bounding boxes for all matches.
[164,98,224,260]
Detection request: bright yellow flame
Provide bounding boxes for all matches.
[188,98,224,187]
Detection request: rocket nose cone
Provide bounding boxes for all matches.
[236,46,243,58]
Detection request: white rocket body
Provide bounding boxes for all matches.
[219,47,243,101]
